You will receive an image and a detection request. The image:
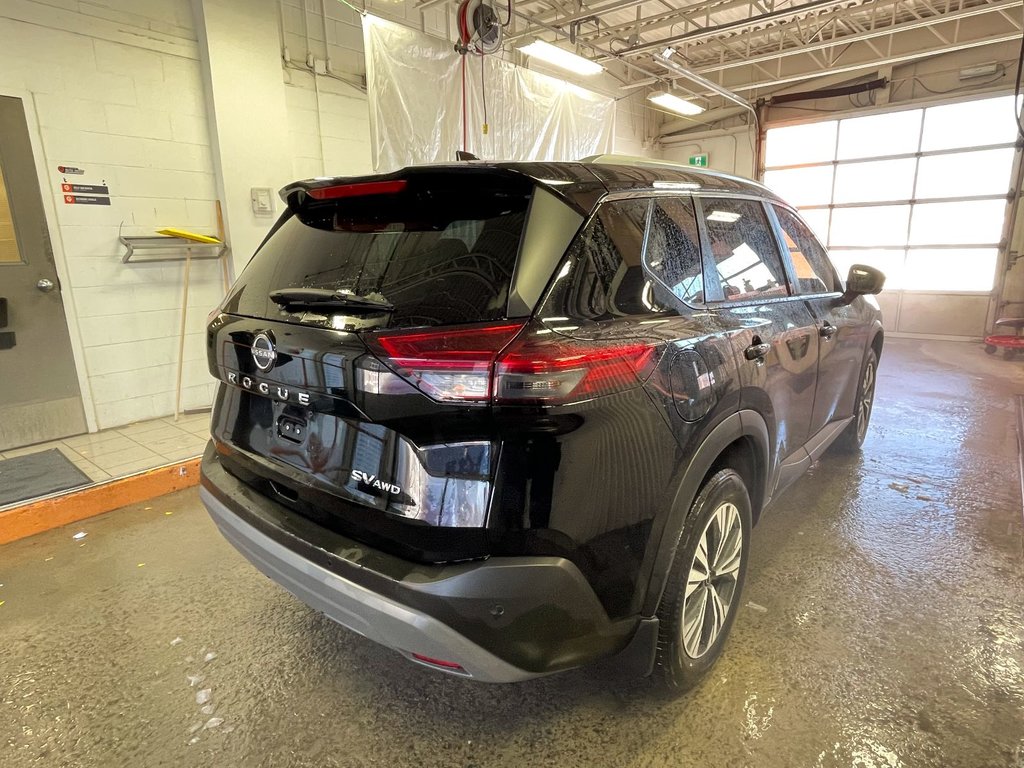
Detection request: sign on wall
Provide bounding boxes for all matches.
[56,166,111,206]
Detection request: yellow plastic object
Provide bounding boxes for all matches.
[156,228,222,244]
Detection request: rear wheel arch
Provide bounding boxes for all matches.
[641,410,770,616]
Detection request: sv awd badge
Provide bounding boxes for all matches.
[351,470,401,495]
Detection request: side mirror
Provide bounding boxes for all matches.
[837,264,885,305]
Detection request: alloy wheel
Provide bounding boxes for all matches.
[856,359,876,441]
[681,501,743,659]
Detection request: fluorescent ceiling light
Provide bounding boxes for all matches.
[708,210,742,223]
[517,39,603,76]
[959,62,999,80]
[648,91,704,116]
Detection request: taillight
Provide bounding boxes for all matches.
[364,321,660,406]
[307,179,408,200]
[365,322,526,402]
[494,328,659,404]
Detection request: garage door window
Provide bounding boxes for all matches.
[763,93,1020,292]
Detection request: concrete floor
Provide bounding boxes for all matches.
[2,339,1023,768]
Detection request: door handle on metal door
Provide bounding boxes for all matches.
[36,278,56,293]
[744,342,771,361]
[820,322,837,340]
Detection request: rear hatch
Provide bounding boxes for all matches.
[207,168,559,562]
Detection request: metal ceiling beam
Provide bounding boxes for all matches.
[657,104,752,137]
[606,0,853,57]
[507,0,759,44]
[504,0,659,42]
[686,0,1019,74]
[583,0,847,51]
[709,29,1022,91]
[508,8,671,86]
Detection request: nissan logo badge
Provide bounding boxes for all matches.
[251,331,277,372]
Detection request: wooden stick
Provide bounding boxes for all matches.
[175,246,193,422]
[215,199,230,293]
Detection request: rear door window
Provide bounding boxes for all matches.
[700,197,791,302]
[221,173,533,328]
[542,198,675,320]
[771,205,839,295]
[646,197,704,305]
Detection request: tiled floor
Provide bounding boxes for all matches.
[1,411,211,485]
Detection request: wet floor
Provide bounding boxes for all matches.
[2,339,1023,767]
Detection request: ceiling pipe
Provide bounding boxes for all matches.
[652,52,751,110]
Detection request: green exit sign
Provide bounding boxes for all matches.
[688,153,709,167]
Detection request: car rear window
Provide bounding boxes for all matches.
[221,173,534,328]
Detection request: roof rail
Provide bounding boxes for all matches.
[578,153,761,186]
[578,154,697,172]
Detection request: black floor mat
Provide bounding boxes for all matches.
[0,449,92,507]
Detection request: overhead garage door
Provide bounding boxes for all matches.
[763,93,1021,338]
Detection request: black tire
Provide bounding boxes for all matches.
[834,347,878,453]
[984,344,997,355]
[653,468,751,694]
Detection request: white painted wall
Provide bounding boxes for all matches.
[613,91,651,157]
[0,0,653,438]
[192,0,294,272]
[0,0,222,429]
[659,127,756,179]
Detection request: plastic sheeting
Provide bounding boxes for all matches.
[363,15,615,172]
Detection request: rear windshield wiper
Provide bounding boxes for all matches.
[269,288,393,313]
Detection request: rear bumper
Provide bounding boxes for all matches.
[200,444,633,682]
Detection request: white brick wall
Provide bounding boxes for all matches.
[0,0,220,430]
[0,0,655,437]
[279,0,381,178]
[283,68,373,179]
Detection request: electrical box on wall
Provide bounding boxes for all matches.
[250,187,274,218]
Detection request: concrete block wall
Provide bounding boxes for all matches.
[1,0,657,438]
[278,0,422,179]
[0,0,222,429]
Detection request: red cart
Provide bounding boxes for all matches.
[984,316,1024,359]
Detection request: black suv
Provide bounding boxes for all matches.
[200,158,884,691]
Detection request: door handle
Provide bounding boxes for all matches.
[820,322,837,340]
[36,278,56,293]
[744,342,771,361]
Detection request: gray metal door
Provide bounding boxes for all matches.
[0,95,86,451]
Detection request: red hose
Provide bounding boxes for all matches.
[461,53,467,152]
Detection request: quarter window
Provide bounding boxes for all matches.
[646,197,705,305]
[772,205,838,294]
[701,198,789,302]
[543,198,673,319]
